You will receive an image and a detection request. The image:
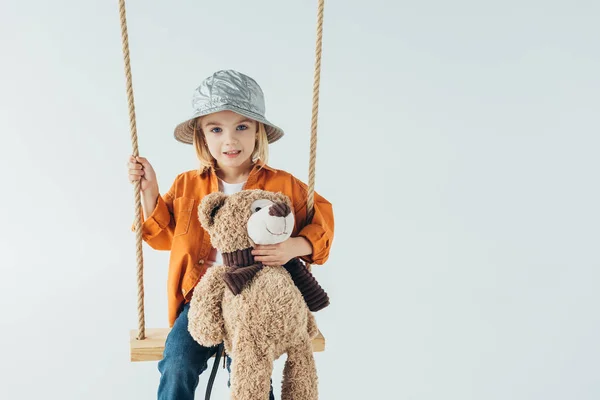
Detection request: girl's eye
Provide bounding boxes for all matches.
[237,125,248,131]
[210,127,222,133]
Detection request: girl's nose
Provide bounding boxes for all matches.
[223,130,238,144]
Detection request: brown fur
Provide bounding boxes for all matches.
[189,190,318,400]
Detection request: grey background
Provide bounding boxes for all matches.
[1,0,599,399]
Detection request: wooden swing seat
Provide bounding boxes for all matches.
[130,328,325,362]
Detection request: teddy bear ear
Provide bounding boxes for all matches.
[198,192,228,229]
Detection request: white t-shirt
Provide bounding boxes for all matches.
[210,179,246,265]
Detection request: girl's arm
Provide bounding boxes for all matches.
[250,174,334,266]
[131,178,179,251]
[291,176,335,265]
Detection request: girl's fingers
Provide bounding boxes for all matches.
[135,156,149,167]
[255,257,284,266]
[128,162,142,170]
[128,156,148,166]
[254,245,277,250]
[127,155,147,184]
[129,169,145,180]
[252,249,277,256]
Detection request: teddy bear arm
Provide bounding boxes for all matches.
[188,266,227,347]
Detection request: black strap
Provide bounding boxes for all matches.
[205,343,224,400]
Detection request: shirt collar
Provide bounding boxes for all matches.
[198,159,276,191]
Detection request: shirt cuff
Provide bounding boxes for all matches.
[130,195,172,238]
[142,195,172,239]
[298,224,330,265]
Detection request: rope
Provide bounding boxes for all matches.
[307,0,324,221]
[306,0,325,271]
[118,0,146,341]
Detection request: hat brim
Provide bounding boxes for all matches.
[174,105,284,145]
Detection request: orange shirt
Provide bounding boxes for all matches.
[138,161,334,327]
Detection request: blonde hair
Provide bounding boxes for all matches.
[192,118,269,174]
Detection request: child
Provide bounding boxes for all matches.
[127,70,334,400]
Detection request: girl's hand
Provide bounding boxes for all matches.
[252,237,313,266]
[127,155,158,194]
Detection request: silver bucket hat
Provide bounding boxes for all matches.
[174,70,284,145]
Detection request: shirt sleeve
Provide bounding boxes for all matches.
[291,176,335,265]
[130,177,178,251]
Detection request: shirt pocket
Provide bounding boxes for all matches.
[173,197,195,237]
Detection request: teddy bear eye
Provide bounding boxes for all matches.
[251,199,274,214]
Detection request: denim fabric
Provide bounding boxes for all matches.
[157,303,275,399]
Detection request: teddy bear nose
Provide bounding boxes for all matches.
[269,202,291,217]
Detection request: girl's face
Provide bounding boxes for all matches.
[201,110,257,170]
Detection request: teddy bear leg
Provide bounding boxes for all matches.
[281,340,318,400]
[229,348,274,400]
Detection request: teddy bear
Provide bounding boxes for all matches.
[188,189,328,400]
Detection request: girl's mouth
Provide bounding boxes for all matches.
[223,150,241,158]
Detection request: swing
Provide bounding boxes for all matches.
[118,0,328,362]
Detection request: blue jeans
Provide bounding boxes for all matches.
[157,303,275,400]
